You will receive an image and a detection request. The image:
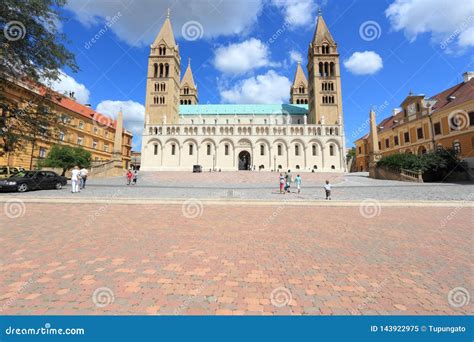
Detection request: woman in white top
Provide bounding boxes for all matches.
[71,166,80,193]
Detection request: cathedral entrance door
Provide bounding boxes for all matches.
[238,151,251,170]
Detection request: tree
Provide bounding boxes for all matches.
[346,147,356,160]
[40,145,91,176]
[0,0,78,161]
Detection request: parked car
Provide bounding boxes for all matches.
[0,166,25,180]
[192,165,202,173]
[0,171,67,192]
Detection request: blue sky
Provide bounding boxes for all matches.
[51,0,474,150]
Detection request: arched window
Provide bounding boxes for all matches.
[329,144,334,156]
[165,64,169,77]
[224,144,229,155]
[153,144,158,155]
[277,144,282,156]
[153,63,158,78]
[312,144,317,156]
[329,62,335,76]
[260,144,265,156]
[207,144,211,155]
[295,144,299,156]
[305,99,308,104]
[319,62,323,76]
[189,144,194,155]
[171,144,176,155]
[159,63,164,77]
[324,62,329,77]
[180,100,183,105]
[296,99,300,104]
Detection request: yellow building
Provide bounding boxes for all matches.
[0,77,132,170]
[355,72,474,172]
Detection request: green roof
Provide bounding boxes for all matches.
[179,104,308,115]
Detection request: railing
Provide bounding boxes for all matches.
[401,168,423,182]
[146,124,342,137]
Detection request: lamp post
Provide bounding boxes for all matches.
[427,103,436,150]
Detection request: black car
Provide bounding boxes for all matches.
[0,171,67,192]
[192,165,202,173]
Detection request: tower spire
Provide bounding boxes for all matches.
[167,8,170,18]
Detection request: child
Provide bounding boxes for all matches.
[279,173,285,194]
[132,170,138,185]
[295,174,302,194]
[126,169,133,185]
[324,180,331,200]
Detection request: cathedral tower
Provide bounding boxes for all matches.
[145,10,181,125]
[307,10,343,125]
[290,61,308,105]
[180,58,198,105]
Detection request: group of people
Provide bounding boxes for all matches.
[278,170,332,199]
[70,166,88,193]
[126,169,138,185]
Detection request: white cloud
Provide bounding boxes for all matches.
[214,38,277,75]
[66,0,264,47]
[289,50,303,64]
[96,100,144,150]
[271,0,318,27]
[385,0,474,51]
[220,70,291,104]
[48,72,90,104]
[343,51,383,75]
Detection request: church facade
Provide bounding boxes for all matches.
[141,11,346,172]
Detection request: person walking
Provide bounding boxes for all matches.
[285,170,292,193]
[79,167,88,189]
[279,173,285,194]
[71,166,80,193]
[324,180,332,200]
[295,174,302,194]
[126,169,133,185]
[132,170,138,185]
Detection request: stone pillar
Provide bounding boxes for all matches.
[112,110,124,172]
[368,108,381,178]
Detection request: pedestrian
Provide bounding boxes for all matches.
[71,166,80,193]
[285,170,292,193]
[126,169,133,185]
[324,180,331,200]
[279,173,285,194]
[132,170,138,185]
[295,174,302,194]
[79,166,88,189]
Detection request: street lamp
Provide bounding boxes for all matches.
[427,102,436,150]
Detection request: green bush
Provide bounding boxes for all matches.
[377,148,466,181]
[39,145,91,176]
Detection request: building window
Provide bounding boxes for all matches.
[224,144,229,156]
[469,112,474,126]
[295,144,299,156]
[434,122,442,135]
[93,126,99,134]
[260,144,265,156]
[404,132,410,143]
[358,146,361,154]
[59,131,65,141]
[92,140,98,149]
[78,121,84,129]
[154,144,158,155]
[417,127,423,139]
[277,144,282,156]
[329,144,334,156]
[171,144,176,155]
[104,144,109,152]
[207,144,211,155]
[77,136,83,145]
[105,130,109,138]
[385,138,389,148]
[39,147,46,158]
[189,144,194,155]
[453,141,461,154]
[378,141,381,150]
[394,136,399,146]
[313,144,318,156]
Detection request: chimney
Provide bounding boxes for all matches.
[463,72,474,83]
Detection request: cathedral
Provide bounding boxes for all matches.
[140,10,346,172]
